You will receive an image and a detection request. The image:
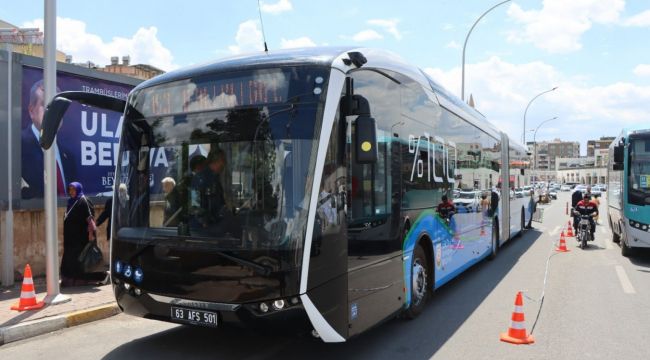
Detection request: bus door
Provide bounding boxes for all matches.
[345,70,405,336]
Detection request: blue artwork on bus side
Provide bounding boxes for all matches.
[402,209,493,307]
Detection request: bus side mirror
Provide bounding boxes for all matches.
[40,96,72,150]
[613,144,624,164]
[355,115,377,164]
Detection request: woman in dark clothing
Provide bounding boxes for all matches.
[60,182,104,286]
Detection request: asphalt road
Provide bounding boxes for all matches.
[3,192,649,360]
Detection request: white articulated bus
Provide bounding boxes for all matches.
[41,47,533,342]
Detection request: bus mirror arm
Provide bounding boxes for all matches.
[40,91,127,150]
[40,96,71,150]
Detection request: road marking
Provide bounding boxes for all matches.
[549,225,561,237]
[599,227,613,249]
[615,265,636,294]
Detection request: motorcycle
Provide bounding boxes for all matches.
[574,213,594,249]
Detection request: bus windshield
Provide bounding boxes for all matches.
[113,66,329,272]
[629,136,650,204]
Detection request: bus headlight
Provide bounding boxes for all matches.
[272,300,285,310]
[259,303,269,313]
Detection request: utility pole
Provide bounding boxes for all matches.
[43,0,69,305]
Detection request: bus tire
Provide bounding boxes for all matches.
[610,217,620,243]
[405,244,430,319]
[621,227,633,257]
[488,222,499,260]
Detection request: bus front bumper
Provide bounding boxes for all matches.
[624,223,650,248]
[112,282,311,332]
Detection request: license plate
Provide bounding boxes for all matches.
[170,306,218,328]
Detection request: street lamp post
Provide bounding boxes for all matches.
[532,116,558,183]
[43,0,69,305]
[461,0,512,102]
[522,86,558,144]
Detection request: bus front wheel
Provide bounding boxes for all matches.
[610,217,620,243]
[405,244,430,319]
[620,225,633,257]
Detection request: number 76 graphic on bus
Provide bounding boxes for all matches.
[409,133,456,184]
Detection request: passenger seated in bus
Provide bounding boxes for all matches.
[161,177,181,226]
[436,195,456,222]
[190,150,227,229]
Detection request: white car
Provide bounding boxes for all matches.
[560,185,571,191]
[453,191,480,212]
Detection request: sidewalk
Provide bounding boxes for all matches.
[0,276,119,345]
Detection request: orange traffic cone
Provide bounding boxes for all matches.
[556,232,570,252]
[500,292,535,344]
[11,264,45,311]
[566,224,574,237]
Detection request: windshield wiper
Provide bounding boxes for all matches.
[130,235,273,276]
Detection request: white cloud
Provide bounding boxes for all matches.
[260,0,293,15]
[367,19,402,40]
[344,29,383,42]
[634,64,650,77]
[623,9,650,27]
[442,23,454,31]
[23,17,177,71]
[228,20,264,54]
[280,36,316,49]
[506,0,625,53]
[446,40,460,49]
[423,57,650,149]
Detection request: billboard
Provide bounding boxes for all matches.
[20,65,135,200]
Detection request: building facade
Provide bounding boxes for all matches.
[527,138,580,171]
[555,148,609,184]
[0,20,67,62]
[100,55,164,80]
[587,136,615,157]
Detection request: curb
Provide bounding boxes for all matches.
[0,303,120,346]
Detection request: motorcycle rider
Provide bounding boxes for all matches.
[574,192,599,240]
[437,195,456,221]
[571,185,593,233]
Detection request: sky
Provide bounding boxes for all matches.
[2,0,650,155]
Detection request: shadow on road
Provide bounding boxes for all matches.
[627,248,650,268]
[102,230,541,360]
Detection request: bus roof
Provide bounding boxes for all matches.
[135,46,356,91]
[133,46,513,145]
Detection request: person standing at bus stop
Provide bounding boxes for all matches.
[61,182,104,286]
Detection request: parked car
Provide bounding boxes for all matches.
[453,191,480,212]
[591,187,602,198]
[575,184,601,198]
[560,184,571,191]
[548,189,558,199]
[513,188,524,198]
